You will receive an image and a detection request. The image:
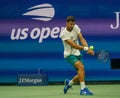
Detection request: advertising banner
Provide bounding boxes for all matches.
[0,0,120,83]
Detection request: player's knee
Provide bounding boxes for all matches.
[75,65,84,71]
[74,61,84,70]
[79,66,84,70]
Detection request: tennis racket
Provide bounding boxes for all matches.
[89,46,109,62]
[95,50,109,62]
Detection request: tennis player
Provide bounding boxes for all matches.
[60,16,95,95]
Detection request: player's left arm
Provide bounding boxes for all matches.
[78,32,88,47]
[78,32,95,55]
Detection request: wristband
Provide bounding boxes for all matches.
[83,46,89,51]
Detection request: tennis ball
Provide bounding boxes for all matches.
[90,45,94,50]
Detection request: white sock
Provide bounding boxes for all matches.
[80,82,86,90]
[69,80,73,86]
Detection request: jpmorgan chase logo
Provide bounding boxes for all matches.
[22,3,55,21]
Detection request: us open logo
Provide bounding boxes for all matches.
[22,3,55,21]
[10,3,64,43]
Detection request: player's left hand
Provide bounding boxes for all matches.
[87,49,95,56]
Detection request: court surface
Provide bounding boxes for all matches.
[0,84,120,98]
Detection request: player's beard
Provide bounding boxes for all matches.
[68,27,73,32]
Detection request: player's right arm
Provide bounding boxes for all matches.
[65,39,94,55]
[65,39,84,50]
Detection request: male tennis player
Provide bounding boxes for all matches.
[60,16,95,95]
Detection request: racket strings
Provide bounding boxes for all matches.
[97,50,109,62]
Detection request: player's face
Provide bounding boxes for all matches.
[66,21,75,32]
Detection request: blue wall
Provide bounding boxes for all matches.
[0,0,120,83]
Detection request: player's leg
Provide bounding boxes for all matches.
[69,75,79,85]
[68,54,84,86]
[74,61,93,95]
[66,75,79,87]
[74,61,86,89]
[64,55,79,94]
[64,60,86,94]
